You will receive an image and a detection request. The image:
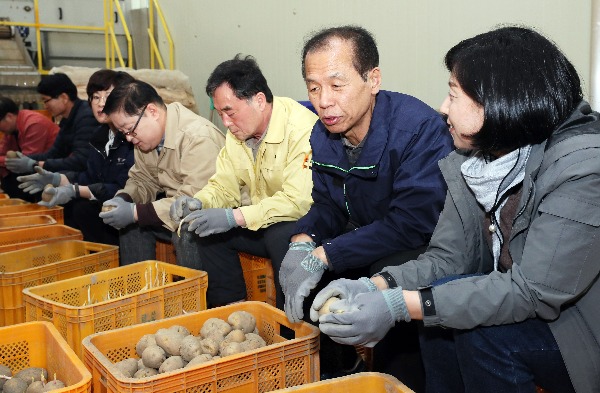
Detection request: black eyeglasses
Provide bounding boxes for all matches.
[42,97,56,105]
[121,105,147,137]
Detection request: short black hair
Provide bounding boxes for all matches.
[205,54,273,103]
[445,26,583,153]
[102,80,165,116]
[0,96,19,119]
[86,69,135,103]
[301,25,379,81]
[37,73,78,101]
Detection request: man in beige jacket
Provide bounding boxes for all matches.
[99,80,225,266]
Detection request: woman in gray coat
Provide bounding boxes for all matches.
[310,26,600,393]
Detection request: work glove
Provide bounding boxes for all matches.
[5,151,36,174]
[184,208,237,237]
[99,197,135,229]
[279,241,316,293]
[284,252,327,323]
[318,287,410,347]
[17,166,61,194]
[38,185,75,207]
[309,277,377,322]
[169,195,202,224]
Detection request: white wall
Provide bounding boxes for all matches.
[158,0,592,119]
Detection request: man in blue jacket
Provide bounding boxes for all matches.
[279,25,453,382]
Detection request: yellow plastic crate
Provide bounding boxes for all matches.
[0,224,82,253]
[155,243,276,307]
[0,203,64,223]
[239,252,276,307]
[270,372,414,393]
[0,321,92,393]
[82,301,319,393]
[0,240,118,326]
[0,214,57,232]
[24,260,208,359]
[0,197,28,206]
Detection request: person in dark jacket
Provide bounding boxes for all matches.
[312,26,600,393]
[279,25,453,382]
[17,70,135,245]
[5,73,98,179]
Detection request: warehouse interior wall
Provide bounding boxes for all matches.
[159,1,591,120]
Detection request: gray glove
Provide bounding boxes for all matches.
[309,277,377,322]
[279,241,316,293]
[284,253,327,323]
[38,185,75,207]
[318,287,410,347]
[169,195,202,224]
[98,197,135,229]
[5,151,36,174]
[17,166,61,194]
[184,208,237,237]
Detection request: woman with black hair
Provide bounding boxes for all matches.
[310,26,600,393]
[17,70,135,245]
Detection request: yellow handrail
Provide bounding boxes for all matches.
[148,0,174,70]
[0,0,133,74]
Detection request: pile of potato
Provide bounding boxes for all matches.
[0,365,65,393]
[111,311,267,379]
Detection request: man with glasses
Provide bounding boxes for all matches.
[4,73,98,200]
[99,80,225,266]
[0,96,59,201]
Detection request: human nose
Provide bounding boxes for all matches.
[317,88,334,109]
[125,133,135,142]
[220,113,233,128]
[439,96,450,116]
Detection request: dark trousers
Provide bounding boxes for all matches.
[119,223,203,270]
[420,275,575,393]
[189,221,296,308]
[64,198,119,245]
[1,173,40,203]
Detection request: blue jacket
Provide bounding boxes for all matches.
[30,99,98,172]
[294,90,453,272]
[65,124,134,202]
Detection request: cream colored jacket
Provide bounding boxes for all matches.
[121,102,225,231]
[194,97,317,230]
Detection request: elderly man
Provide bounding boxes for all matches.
[99,80,225,266]
[280,26,453,382]
[170,55,317,308]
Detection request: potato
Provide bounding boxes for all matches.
[227,311,256,333]
[133,367,158,379]
[142,345,167,369]
[25,380,44,393]
[101,205,115,212]
[168,325,190,337]
[0,364,12,390]
[240,333,267,352]
[185,354,213,368]
[318,296,341,316]
[135,334,156,358]
[113,358,138,378]
[179,335,203,362]
[155,329,185,356]
[15,368,48,384]
[158,356,184,374]
[224,329,246,343]
[3,377,28,393]
[6,150,18,158]
[41,185,54,203]
[199,337,220,356]
[220,342,243,357]
[200,318,231,338]
[42,379,65,392]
